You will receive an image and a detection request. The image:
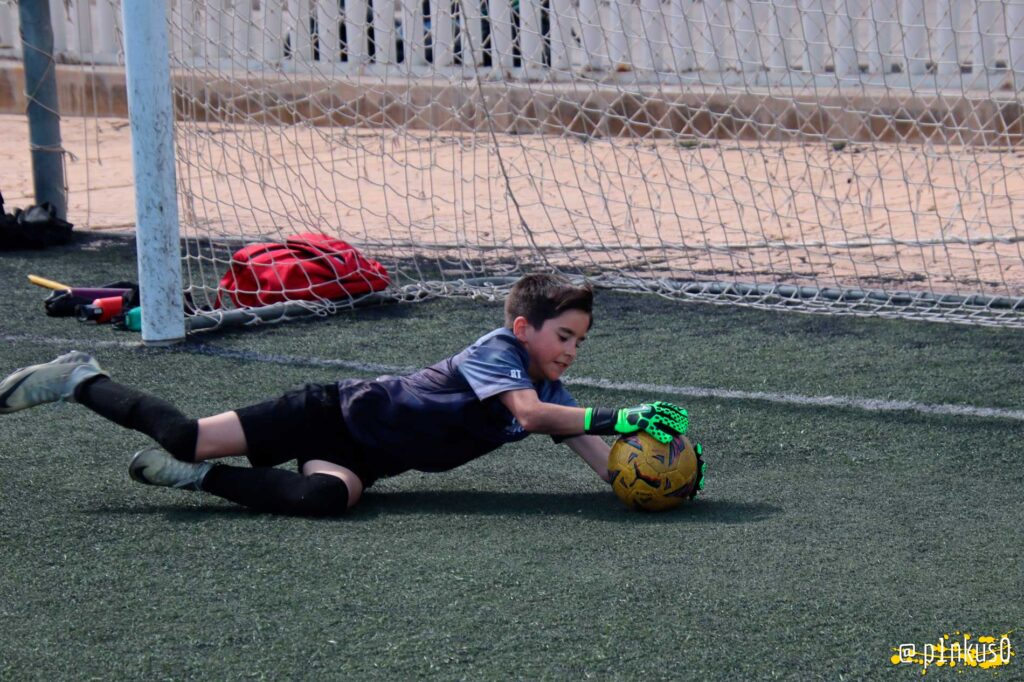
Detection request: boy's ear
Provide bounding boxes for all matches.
[511,315,532,341]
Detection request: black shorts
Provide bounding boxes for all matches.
[235,382,380,488]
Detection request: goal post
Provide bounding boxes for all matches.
[110,0,1024,335]
[121,0,185,344]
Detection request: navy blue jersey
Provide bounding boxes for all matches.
[336,328,577,475]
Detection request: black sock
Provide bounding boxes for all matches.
[74,376,199,462]
[201,466,349,517]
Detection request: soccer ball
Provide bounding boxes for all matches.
[608,432,705,512]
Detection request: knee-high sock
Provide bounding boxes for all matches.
[201,466,349,517]
[74,376,199,461]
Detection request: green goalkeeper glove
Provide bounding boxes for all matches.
[583,401,688,444]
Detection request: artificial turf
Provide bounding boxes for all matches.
[0,236,1020,679]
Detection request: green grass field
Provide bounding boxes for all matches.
[1,235,1021,679]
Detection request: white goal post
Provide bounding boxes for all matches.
[111,0,1024,339]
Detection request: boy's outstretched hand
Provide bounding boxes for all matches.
[584,401,688,444]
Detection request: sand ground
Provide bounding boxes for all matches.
[3,113,1021,296]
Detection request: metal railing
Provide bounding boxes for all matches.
[2,0,1023,90]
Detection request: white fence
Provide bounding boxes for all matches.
[2,0,1024,88]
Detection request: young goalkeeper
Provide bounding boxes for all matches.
[0,274,690,517]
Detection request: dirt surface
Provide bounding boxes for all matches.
[3,113,1022,295]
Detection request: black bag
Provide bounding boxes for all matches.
[0,190,74,250]
[44,281,141,318]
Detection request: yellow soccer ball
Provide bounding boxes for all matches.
[608,432,705,512]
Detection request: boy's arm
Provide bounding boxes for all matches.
[498,389,611,482]
[498,388,586,435]
[565,435,612,482]
[498,388,688,444]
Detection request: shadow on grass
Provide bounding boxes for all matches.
[356,490,779,524]
[83,501,266,522]
[86,491,778,526]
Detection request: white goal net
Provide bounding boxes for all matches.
[22,0,1024,327]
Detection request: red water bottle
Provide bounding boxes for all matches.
[78,295,126,323]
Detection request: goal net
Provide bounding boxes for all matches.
[156,0,1024,327]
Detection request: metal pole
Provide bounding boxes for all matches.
[121,0,185,344]
[17,0,67,219]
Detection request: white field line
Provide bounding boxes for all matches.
[3,333,1023,422]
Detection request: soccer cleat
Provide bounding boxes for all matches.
[0,351,108,414]
[128,447,212,491]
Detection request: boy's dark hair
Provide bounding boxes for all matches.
[504,274,594,330]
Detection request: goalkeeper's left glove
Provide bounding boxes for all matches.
[583,401,688,444]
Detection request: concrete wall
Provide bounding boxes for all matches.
[0,62,129,118]
[2,60,1022,145]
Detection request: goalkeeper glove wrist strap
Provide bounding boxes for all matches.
[583,407,617,435]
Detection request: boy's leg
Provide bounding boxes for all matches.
[201,466,354,516]
[5,354,361,516]
[301,459,364,506]
[129,449,358,516]
[77,377,329,466]
[74,375,203,461]
[195,412,249,461]
[131,384,365,515]
[1,353,246,462]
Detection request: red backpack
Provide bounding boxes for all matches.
[218,233,390,308]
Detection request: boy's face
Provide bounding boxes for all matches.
[512,309,591,382]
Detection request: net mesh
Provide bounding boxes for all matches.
[22,0,1024,326]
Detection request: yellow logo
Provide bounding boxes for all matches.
[890,632,1014,674]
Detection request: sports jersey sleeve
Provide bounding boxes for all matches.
[544,381,578,444]
[543,381,577,408]
[457,333,535,400]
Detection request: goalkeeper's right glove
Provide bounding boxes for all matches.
[583,401,688,444]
